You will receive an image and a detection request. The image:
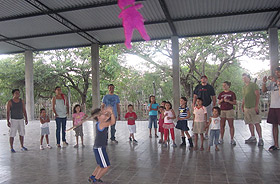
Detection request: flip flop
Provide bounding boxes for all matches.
[269,146,279,151]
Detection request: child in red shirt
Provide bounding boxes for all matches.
[124,104,138,143]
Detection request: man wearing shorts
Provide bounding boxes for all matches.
[262,67,280,150]
[242,73,263,146]
[6,89,28,153]
[193,75,216,139]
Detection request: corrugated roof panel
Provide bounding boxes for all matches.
[19,33,91,50]
[42,0,110,10]
[166,0,280,19]
[0,15,70,38]
[88,23,172,44]
[60,6,121,29]
[175,12,275,36]
[0,42,25,54]
[0,0,40,19]
[139,0,166,21]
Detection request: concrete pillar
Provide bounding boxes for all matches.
[171,36,180,114]
[24,50,34,120]
[91,44,100,109]
[268,28,279,75]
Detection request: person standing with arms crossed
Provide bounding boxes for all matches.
[6,89,28,153]
[192,75,216,139]
[101,84,121,143]
[242,73,263,146]
[52,86,69,148]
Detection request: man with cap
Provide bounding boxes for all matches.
[262,67,280,150]
[242,73,263,146]
[192,75,216,139]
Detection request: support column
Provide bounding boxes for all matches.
[91,44,100,109]
[171,36,180,113]
[24,50,34,120]
[268,28,279,75]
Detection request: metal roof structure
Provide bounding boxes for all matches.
[0,0,280,54]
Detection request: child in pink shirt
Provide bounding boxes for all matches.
[72,104,87,148]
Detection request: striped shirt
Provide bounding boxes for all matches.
[179,106,189,118]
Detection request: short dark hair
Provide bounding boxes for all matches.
[40,108,46,113]
[91,108,101,121]
[180,97,187,102]
[165,101,172,109]
[128,104,133,108]
[213,106,221,115]
[108,84,114,87]
[223,81,231,87]
[242,73,251,79]
[196,97,203,102]
[73,104,81,113]
[55,86,61,91]
[12,89,20,94]
[161,100,167,103]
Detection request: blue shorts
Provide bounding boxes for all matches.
[93,147,110,168]
[148,115,158,128]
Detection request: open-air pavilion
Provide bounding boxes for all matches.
[0,1,280,184]
[0,0,279,120]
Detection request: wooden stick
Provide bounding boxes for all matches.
[66,115,96,132]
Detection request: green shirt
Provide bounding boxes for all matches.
[242,82,259,108]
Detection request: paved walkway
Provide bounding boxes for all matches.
[0,119,279,184]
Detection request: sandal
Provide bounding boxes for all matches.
[269,146,279,151]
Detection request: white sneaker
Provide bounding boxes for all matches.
[40,145,44,150]
[46,144,52,149]
[230,139,236,145]
[245,137,257,143]
[204,134,209,140]
[258,139,264,146]
[219,139,224,144]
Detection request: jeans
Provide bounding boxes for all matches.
[110,119,117,140]
[56,117,67,145]
[148,115,158,128]
[209,129,220,146]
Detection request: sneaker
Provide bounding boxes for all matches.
[219,139,224,144]
[57,144,61,148]
[155,134,159,138]
[129,137,132,142]
[162,143,167,148]
[180,142,186,147]
[172,143,177,148]
[74,144,78,148]
[111,139,118,144]
[21,147,28,151]
[11,148,16,153]
[230,139,236,145]
[63,141,69,147]
[258,139,264,146]
[158,139,163,144]
[96,179,103,183]
[46,145,52,149]
[88,175,95,183]
[245,137,257,143]
[133,139,138,143]
[40,145,44,150]
[204,135,209,140]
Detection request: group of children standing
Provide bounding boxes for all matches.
[141,95,222,152]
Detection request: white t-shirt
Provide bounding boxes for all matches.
[209,117,220,130]
[193,106,207,122]
[40,116,49,128]
[266,82,280,108]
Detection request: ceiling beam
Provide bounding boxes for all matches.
[268,11,280,28]
[24,0,100,44]
[0,34,35,50]
[158,0,177,36]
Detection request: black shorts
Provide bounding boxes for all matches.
[267,108,280,125]
[175,120,190,131]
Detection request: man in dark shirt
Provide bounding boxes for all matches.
[192,75,217,139]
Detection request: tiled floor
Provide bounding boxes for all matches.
[0,119,279,184]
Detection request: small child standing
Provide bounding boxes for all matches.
[72,104,88,148]
[88,107,115,183]
[193,98,207,151]
[40,108,52,150]
[162,102,177,147]
[124,104,138,143]
[176,97,193,148]
[148,95,159,138]
[207,107,221,151]
[158,106,165,143]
